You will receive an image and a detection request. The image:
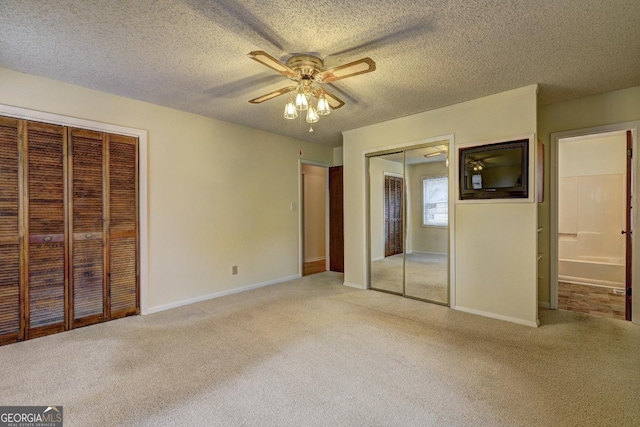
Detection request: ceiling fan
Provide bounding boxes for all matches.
[247,50,376,122]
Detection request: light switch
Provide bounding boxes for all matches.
[291,202,296,211]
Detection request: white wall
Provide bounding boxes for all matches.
[0,67,333,312]
[343,85,539,326]
[302,164,326,262]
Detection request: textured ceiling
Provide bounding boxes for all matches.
[1,0,639,147]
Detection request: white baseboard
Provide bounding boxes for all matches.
[410,250,448,256]
[372,256,384,262]
[147,274,301,314]
[344,282,366,290]
[454,305,539,328]
[538,301,551,309]
[304,256,326,263]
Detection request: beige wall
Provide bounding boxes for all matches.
[333,146,344,166]
[302,164,326,262]
[537,85,640,305]
[0,67,333,312]
[344,85,539,326]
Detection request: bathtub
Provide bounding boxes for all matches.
[558,256,625,288]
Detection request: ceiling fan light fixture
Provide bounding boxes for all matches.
[248,50,376,128]
[306,105,319,123]
[284,98,298,119]
[317,92,331,115]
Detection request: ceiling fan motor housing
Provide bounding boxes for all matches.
[286,55,324,81]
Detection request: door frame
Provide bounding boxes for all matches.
[0,103,149,315]
[549,121,639,324]
[298,159,331,277]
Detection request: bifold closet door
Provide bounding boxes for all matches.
[69,129,106,327]
[25,122,67,339]
[108,134,139,319]
[0,117,21,344]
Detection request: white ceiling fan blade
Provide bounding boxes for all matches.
[319,88,345,109]
[315,57,376,83]
[249,86,296,104]
[248,51,298,79]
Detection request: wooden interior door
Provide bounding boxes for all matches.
[328,166,344,272]
[108,134,139,319]
[384,175,403,257]
[69,129,106,327]
[25,122,67,339]
[0,117,21,344]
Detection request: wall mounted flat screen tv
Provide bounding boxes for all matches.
[459,138,529,200]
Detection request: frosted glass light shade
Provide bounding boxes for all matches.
[295,90,308,110]
[317,93,331,115]
[284,98,298,119]
[306,105,319,123]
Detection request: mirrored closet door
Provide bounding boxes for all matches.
[367,142,450,305]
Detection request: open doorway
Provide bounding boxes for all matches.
[301,164,328,276]
[553,129,633,320]
[557,131,628,319]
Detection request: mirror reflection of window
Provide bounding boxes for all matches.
[422,176,448,227]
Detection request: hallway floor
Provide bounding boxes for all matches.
[303,259,326,276]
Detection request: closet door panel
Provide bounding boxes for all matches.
[108,135,138,318]
[69,130,105,327]
[110,237,137,313]
[28,242,65,331]
[0,118,21,343]
[72,239,103,321]
[26,122,67,337]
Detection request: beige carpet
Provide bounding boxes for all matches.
[371,252,448,303]
[1,272,639,426]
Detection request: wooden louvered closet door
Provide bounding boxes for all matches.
[384,175,404,257]
[0,117,21,344]
[69,129,106,327]
[25,122,68,339]
[108,134,139,319]
[0,116,139,347]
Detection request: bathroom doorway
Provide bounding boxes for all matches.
[555,130,632,320]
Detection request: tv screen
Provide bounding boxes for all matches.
[459,139,529,200]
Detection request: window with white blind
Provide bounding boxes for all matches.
[422,176,448,227]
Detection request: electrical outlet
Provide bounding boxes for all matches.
[232,265,238,275]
